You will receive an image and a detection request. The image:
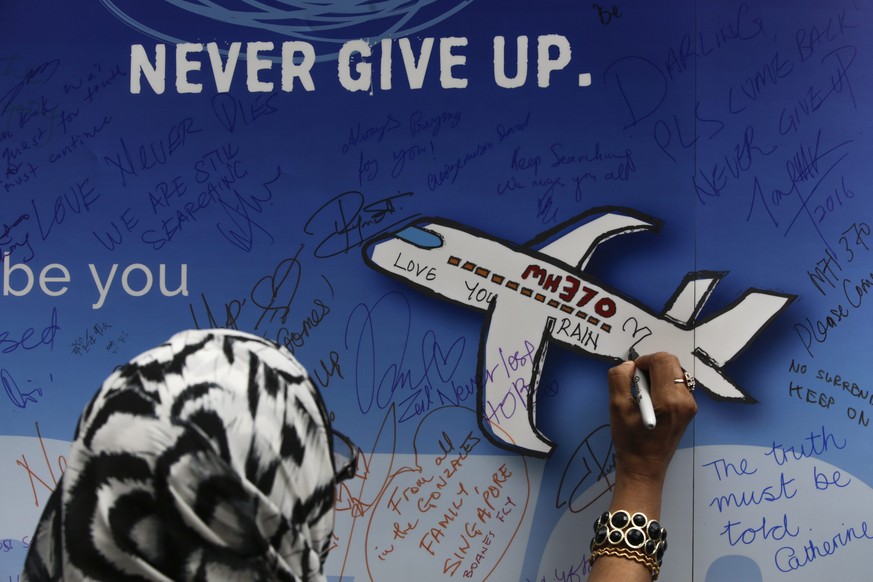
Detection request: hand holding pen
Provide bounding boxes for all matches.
[607,352,697,484]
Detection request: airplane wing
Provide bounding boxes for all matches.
[532,209,659,270]
[662,271,726,327]
[477,294,555,456]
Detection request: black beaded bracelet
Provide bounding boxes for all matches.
[588,510,667,580]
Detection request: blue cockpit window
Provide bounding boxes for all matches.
[395,226,443,248]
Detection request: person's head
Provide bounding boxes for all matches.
[24,329,356,581]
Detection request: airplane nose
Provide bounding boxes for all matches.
[395,225,443,248]
[363,224,443,264]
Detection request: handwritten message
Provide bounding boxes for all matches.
[366,406,535,580]
[697,427,873,577]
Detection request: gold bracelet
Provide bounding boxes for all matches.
[590,546,661,579]
[588,510,667,580]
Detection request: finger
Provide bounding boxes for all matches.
[607,360,636,407]
[634,351,678,374]
[634,352,694,409]
[635,352,681,390]
[651,353,682,390]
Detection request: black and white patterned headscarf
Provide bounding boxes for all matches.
[23,329,339,581]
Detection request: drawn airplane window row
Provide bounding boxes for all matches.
[445,254,614,333]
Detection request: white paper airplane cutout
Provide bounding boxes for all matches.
[363,207,794,456]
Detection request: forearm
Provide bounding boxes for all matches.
[588,552,653,582]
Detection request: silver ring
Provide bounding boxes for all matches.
[674,371,696,391]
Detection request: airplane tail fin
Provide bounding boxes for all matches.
[691,290,795,401]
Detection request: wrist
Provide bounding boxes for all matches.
[609,470,665,518]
